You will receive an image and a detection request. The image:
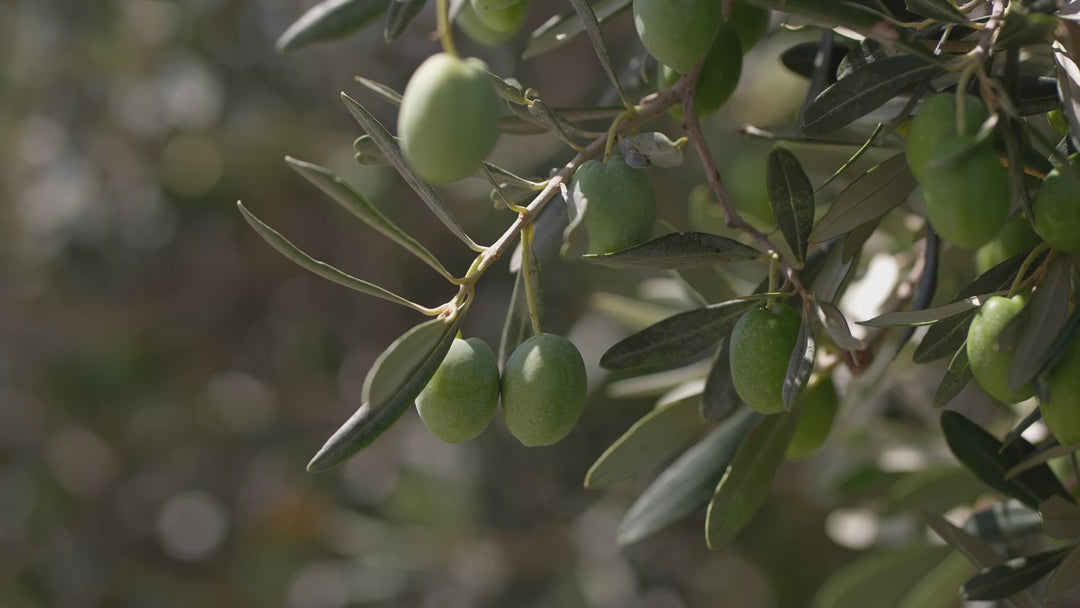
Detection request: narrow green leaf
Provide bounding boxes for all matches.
[801,55,945,138]
[498,272,531,369]
[963,500,1044,544]
[585,396,705,489]
[782,313,815,411]
[308,314,462,471]
[816,301,862,351]
[606,360,712,400]
[860,294,1001,327]
[940,411,1070,509]
[881,466,986,516]
[904,0,969,24]
[384,0,427,42]
[355,76,403,106]
[961,549,1069,601]
[523,0,630,59]
[676,266,739,305]
[896,551,978,608]
[933,344,971,408]
[276,0,385,53]
[600,299,761,370]
[237,202,433,314]
[1040,495,1080,540]
[1053,41,1080,151]
[286,157,454,280]
[925,510,1006,567]
[809,153,917,243]
[582,232,763,269]
[706,411,798,549]
[1006,444,1080,481]
[340,93,481,251]
[616,408,763,546]
[568,0,631,109]
[811,545,953,608]
[743,0,885,32]
[1045,542,1080,602]
[766,146,815,263]
[1008,255,1070,393]
[354,135,391,165]
[701,341,740,423]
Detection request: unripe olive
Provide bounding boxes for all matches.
[921,137,1009,250]
[1048,109,1069,136]
[727,0,770,51]
[966,295,1034,404]
[500,333,588,447]
[415,337,500,443]
[397,53,499,184]
[1033,156,1080,253]
[1040,340,1080,446]
[571,156,656,254]
[456,2,518,46]
[657,21,742,119]
[904,94,988,182]
[786,376,839,459]
[975,215,1040,274]
[469,0,527,34]
[729,303,803,414]
[633,0,724,74]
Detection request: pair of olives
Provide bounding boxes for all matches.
[415,333,587,447]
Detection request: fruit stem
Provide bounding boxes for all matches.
[767,253,780,309]
[520,224,544,336]
[1008,243,1053,297]
[436,0,458,59]
[603,108,639,162]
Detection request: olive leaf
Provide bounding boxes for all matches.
[581,232,763,269]
[963,500,1044,544]
[782,313,816,411]
[816,301,862,351]
[384,0,427,42]
[1045,542,1080,603]
[616,408,763,546]
[809,153,917,243]
[308,314,462,471]
[904,0,969,24]
[620,132,687,169]
[961,549,1070,601]
[766,147,815,264]
[810,545,954,608]
[895,552,978,608]
[523,0,630,59]
[355,76,403,106]
[701,341,740,423]
[1053,40,1080,152]
[498,272,531,368]
[932,344,971,408]
[568,0,632,109]
[705,411,799,549]
[276,0,385,53]
[1005,444,1080,482]
[354,135,391,165]
[1040,495,1080,540]
[1008,255,1070,393]
[860,294,999,327]
[584,395,705,489]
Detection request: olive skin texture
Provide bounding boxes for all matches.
[500,334,588,447]
[456,2,518,46]
[633,0,724,74]
[1033,156,1080,253]
[975,215,1040,274]
[571,156,656,254]
[415,338,500,443]
[921,137,1010,250]
[904,94,988,182]
[786,376,839,459]
[966,295,1034,404]
[397,53,499,184]
[657,21,742,119]
[469,0,527,34]
[1040,340,1080,446]
[729,303,803,414]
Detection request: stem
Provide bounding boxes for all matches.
[436,0,458,58]
[1008,243,1053,297]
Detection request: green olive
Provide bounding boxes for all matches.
[1033,156,1080,253]
[657,21,743,119]
[729,303,803,414]
[633,0,724,74]
[416,338,501,443]
[966,295,1034,404]
[786,376,839,459]
[921,137,1009,250]
[469,0,527,34]
[1040,340,1080,446]
[727,0,770,51]
[456,2,518,46]
[975,215,1040,274]
[571,156,656,254]
[397,53,499,184]
[904,94,989,183]
[1048,109,1069,136]
[500,334,588,447]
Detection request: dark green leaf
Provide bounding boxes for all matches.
[523,0,630,59]
[568,0,631,109]
[904,0,968,24]
[309,314,462,471]
[896,552,977,608]
[1009,255,1070,393]
[801,55,944,138]
[384,0,426,42]
[742,0,886,32]
[810,153,917,243]
[1053,41,1080,152]
[767,146,815,263]
[811,545,953,608]
[940,410,1070,509]
[1046,542,1080,602]
[933,344,971,408]
[783,312,815,411]
[961,549,1069,601]
[585,396,705,489]
[817,301,863,351]
[701,341,740,423]
[499,272,531,368]
[582,232,764,269]
[860,294,997,327]
[276,0,385,53]
[617,408,762,545]
[963,500,1044,544]
[1006,444,1080,481]
[1040,495,1080,540]
[600,299,761,370]
[706,411,798,549]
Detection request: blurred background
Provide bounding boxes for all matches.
[1,1,1020,607]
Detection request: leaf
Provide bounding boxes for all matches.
[355,76,403,106]
[276,0,385,53]
[809,154,917,243]
[581,232,764,269]
[940,410,1070,509]
[354,135,391,165]
[896,552,977,608]
[881,466,987,516]
[816,301,863,351]
[584,396,705,489]
[236,202,432,314]
[743,0,887,33]
[1008,255,1070,393]
[782,313,815,411]
[904,0,969,24]
[801,55,945,138]
[341,93,481,251]
[810,545,953,608]
[498,272,531,368]
[963,500,1044,544]
[701,341,740,423]
[617,408,762,546]
[285,157,454,280]
[860,294,999,327]
[568,0,631,109]
[933,344,971,408]
[1045,542,1080,602]
[961,548,1069,601]
[1040,494,1080,540]
[600,299,761,370]
[706,411,799,549]
[620,132,687,169]
[308,314,462,471]
[766,146,815,264]
[523,0,630,59]
[606,360,712,400]
[384,0,427,42]
[1053,41,1080,152]
[1006,444,1080,481]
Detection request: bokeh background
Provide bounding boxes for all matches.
[1,1,1028,607]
